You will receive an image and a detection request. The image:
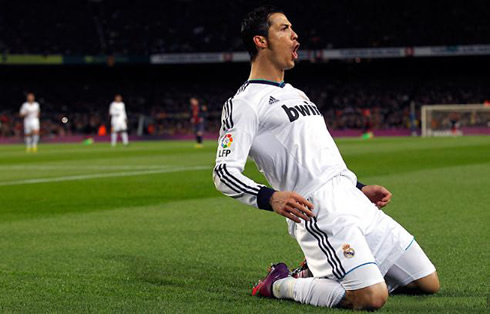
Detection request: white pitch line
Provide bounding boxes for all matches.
[0,165,172,171]
[0,166,209,186]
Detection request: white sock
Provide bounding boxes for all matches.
[121,132,128,145]
[293,277,345,308]
[32,134,39,147]
[25,136,33,148]
[111,132,117,146]
[273,277,296,299]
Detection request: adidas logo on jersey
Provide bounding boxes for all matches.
[269,96,279,105]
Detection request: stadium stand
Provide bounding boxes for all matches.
[1,1,489,138]
[1,58,489,138]
[0,0,489,55]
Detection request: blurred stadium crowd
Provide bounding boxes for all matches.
[1,61,488,138]
[0,0,489,138]
[0,0,488,55]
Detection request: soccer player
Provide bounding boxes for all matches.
[190,97,206,148]
[109,94,129,146]
[213,6,439,310]
[449,112,461,135]
[19,92,40,152]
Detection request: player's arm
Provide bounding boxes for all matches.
[122,103,128,122]
[19,104,26,118]
[357,181,392,208]
[109,103,115,116]
[213,98,267,208]
[213,98,313,222]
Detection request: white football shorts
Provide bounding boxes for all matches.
[289,174,423,290]
[384,240,436,293]
[112,120,127,132]
[24,118,40,134]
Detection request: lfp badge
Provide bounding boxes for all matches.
[221,133,233,148]
[219,134,233,158]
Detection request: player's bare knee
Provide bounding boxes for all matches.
[418,272,440,294]
[351,293,388,310]
[345,283,388,310]
[362,288,388,310]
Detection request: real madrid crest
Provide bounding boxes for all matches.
[342,243,355,258]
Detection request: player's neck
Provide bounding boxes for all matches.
[248,58,285,83]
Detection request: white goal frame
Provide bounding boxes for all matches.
[421,104,490,137]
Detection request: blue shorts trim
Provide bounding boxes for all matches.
[341,262,378,279]
[405,237,415,251]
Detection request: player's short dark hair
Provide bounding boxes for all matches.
[241,5,283,61]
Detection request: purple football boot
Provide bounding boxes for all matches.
[252,263,290,298]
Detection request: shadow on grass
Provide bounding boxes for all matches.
[103,254,253,294]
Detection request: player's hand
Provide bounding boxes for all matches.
[361,185,392,208]
[270,191,315,223]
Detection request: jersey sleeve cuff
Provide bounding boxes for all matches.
[257,186,276,211]
[356,181,366,190]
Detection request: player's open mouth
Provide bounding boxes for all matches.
[292,43,300,60]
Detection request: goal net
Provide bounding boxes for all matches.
[421,104,490,137]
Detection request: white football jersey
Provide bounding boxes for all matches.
[109,101,127,124]
[213,80,357,210]
[20,102,40,121]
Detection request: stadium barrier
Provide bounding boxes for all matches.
[0,130,426,144]
[2,45,490,65]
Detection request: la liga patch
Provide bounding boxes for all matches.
[221,133,233,148]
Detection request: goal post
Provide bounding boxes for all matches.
[421,104,490,137]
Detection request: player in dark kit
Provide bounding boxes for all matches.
[190,97,206,148]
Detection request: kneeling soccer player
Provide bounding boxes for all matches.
[212,6,439,310]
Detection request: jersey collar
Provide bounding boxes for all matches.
[247,79,286,88]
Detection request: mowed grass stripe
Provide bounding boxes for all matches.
[0,142,216,169]
[0,165,174,170]
[0,165,209,186]
[0,137,488,312]
[0,163,487,312]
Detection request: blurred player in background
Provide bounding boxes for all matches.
[190,97,207,148]
[20,92,40,152]
[449,112,461,135]
[362,109,374,139]
[109,94,129,146]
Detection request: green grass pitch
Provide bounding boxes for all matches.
[0,136,488,313]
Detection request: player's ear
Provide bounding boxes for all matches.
[253,35,268,50]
